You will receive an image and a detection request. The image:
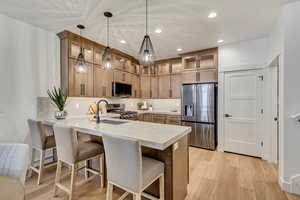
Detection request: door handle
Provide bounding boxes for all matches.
[224,114,232,118]
[274,117,278,121]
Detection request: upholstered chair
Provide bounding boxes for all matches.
[0,144,30,200]
[27,119,57,185]
[53,125,104,200]
[102,134,165,200]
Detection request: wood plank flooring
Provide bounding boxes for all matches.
[25,147,300,200]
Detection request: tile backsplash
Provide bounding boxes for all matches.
[38,97,181,118]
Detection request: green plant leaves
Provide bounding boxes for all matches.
[47,87,67,111]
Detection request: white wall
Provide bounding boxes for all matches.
[274,1,300,194]
[0,13,59,143]
[219,37,269,72]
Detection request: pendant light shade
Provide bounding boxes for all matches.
[139,0,156,66]
[102,12,113,69]
[75,24,87,73]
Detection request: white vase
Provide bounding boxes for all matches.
[54,111,67,120]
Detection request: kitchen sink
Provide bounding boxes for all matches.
[100,119,128,125]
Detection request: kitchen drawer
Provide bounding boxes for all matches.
[143,114,153,122]
[137,114,144,121]
[152,114,166,124]
[166,115,181,125]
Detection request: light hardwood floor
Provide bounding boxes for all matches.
[25,147,300,200]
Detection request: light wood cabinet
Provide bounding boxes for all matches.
[94,47,103,65]
[132,75,140,98]
[152,114,166,124]
[143,113,153,122]
[69,41,93,63]
[158,75,171,99]
[140,76,151,98]
[181,71,197,84]
[166,115,181,125]
[69,59,94,97]
[171,74,182,98]
[150,76,159,99]
[94,66,113,97]
[198,70,217,82]
[113,70,131,84]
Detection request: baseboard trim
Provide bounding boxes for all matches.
[279,174,300,195]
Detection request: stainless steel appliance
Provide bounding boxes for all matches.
[112,82,132,97]
[107,104,138,120]
[181,83,217,150]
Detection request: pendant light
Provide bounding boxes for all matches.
[139,0,156,66]
[102,12,113,69]
[75,24,87,73]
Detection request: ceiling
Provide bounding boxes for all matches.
[0,0,285,60]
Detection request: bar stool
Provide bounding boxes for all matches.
[27,119,57,185]
[102,134,165,200]
[53,125,104,200]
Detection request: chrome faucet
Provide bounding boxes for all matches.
[96,99,109,123]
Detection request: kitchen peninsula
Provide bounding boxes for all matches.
[43,116,191,200]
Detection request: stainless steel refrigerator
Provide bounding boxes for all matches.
[181,83,217,150]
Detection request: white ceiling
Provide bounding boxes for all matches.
[0,0,285,60]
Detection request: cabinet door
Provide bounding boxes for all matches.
[69,41,93,63]
[166,115,181,125]
[143,114,153,122]
[181,71,197,84]
[152,114,166,124]
[113,70,131,84]
[94,66,113,97]
[151,76,159,99]
[69,59,94,97]
[199,70,218,82]
[94,47,103,65]
[158,75,171,99]
[140,76,151,98]
[171,74,182,98]
[132,75,140,98]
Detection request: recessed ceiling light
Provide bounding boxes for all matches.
[155,28,162,34]
[177,48,183,52]
[218,40,224,43]
[120,40,126,44]
[208,12,217,19]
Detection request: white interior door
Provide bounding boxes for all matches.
[224,70,263,157]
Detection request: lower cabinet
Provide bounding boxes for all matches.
[138,113,181,125]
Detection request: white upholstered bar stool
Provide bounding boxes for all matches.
[27,119,57,185]
[102,134,165,200]
[53,125,104,200]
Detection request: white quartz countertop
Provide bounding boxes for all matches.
[42,116,190,150]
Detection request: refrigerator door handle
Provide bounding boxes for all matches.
[224,113,232,118]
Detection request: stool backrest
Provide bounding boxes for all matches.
[102,134,142,193]
[53,125,77,164]
[27,119,46,149]
[0,144,29,184]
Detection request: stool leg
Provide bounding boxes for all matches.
[134,193,141,200]
[69,164,77,200]
[159,174,165,200]
[37,150,45,185]
[99,154,104,188]
[84,160,88,180]
[106,182,113,200]
[54,160,62,197]
[28,148,35,178]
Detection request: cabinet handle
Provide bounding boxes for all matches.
[150,90,152,98]
[169,89,172,98]
[80,84,85,96]
[122,73,125,82]
[134,90,137,98]
[102,86,106,97]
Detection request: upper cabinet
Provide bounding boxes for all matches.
[57,30,139,98]
[69,59,94,97]
[58,30,218,99]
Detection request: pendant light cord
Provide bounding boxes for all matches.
[107,17,109,47]
[146,0,148,35]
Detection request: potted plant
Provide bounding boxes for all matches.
[137,102,144,110]
[47,87,68,119]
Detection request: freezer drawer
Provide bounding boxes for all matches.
[182,121,216,150]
